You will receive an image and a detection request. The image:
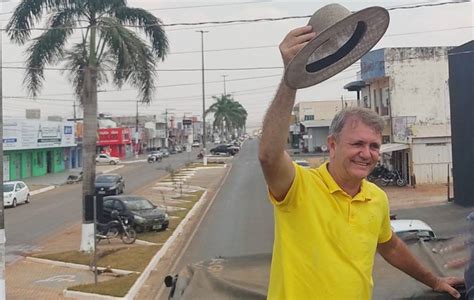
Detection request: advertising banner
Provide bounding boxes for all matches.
[3,120,76,150]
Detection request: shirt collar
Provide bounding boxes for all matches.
[317,162,372,202]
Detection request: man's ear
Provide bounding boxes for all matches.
[327,135,336,151]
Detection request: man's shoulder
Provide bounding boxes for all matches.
[364,180,388,200]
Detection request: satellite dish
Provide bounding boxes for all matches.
[321,145,328,152]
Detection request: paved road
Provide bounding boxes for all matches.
[173,139,274,272]
[4,149,199,263]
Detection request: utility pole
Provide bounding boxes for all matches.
[135,100,139,156]
[222,75,228,95]
[73,101,77,122]
[197,30,209,151]
[0,15,5,299]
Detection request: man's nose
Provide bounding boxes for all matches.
[360,145,371,159]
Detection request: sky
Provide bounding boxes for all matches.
[0,0,472,131]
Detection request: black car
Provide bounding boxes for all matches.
[210,144,239,156]
[102,195,169,232]
[95,174,125,195]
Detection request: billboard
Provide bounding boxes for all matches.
[3,120,76,150]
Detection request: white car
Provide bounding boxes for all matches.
[391,219,436,240]
[294,159,311,169]
[96,153,120,165]
[3,181,30,207]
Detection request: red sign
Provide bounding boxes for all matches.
[97,128,131,146]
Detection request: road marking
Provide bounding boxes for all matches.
[36,275,76,283]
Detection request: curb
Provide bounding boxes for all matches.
[62,187,211,300]
[30,186,56,196]
[124,190,209,300]
[26,256,137,275]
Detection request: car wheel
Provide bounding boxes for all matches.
[12,199,17,208]
[25,194,30,204]
[109,161,115,165]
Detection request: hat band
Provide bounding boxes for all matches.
[306,21,367,73]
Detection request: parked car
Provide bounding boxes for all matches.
[294,159,311,169]
[192,141,201,148]
[161,148,170,157]
[96,153,120,165]
[3,181,30,207]
[95,173,125,195]
[148,150,163,161]
[102,195,169,232]
[210,144,238,156]
[391,219,437,241]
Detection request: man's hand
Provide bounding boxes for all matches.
[432,276,464,299]
[279,25,316,67]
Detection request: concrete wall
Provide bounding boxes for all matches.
[386,47,451,124]
[411,136,452,184]
[307,127,329,150]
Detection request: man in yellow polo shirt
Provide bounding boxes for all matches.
[258,24,463,299]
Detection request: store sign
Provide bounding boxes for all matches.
[3,120,76,150]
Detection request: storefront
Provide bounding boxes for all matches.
[97,127,132,159]
[3,119,76,180]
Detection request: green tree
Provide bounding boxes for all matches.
[6,0,169,252]
[206,94,247,141]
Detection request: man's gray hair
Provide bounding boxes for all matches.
[329,107,384,140]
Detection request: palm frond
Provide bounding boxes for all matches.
[23,23,74,96]
[6,0,72,44]
[98,17,157,103]
[113,6,169,59]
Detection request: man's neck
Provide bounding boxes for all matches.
[327,163,362,197]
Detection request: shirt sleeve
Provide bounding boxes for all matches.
[378,194,393,243]
[267,162,303,210]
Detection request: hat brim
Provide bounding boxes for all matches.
[284,6,390,89]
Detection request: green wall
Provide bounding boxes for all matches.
[6,148,65,180]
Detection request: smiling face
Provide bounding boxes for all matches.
[328,116,382,185]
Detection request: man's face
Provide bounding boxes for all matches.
[328,117,381,182]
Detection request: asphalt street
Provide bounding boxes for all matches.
[173,139,275,272]
[4,149,199,263]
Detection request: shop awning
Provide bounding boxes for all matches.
[380,143,409,153]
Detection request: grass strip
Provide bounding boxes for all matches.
[68,273,139,297]
[33,245,160,272]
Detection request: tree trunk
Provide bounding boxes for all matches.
[79,66,98,252]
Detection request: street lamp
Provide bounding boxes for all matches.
[197,30,209,152]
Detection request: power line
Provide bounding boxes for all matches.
[1,1,469,32]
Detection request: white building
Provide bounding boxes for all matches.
[345,46,453,184]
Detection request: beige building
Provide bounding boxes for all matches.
[290,100,356,151]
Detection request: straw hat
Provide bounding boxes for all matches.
[284,4,390,89]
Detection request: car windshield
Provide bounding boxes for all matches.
[396,230,434,240]
[123,198,155,210]
[3,184,14,192]
[95,175,118,183]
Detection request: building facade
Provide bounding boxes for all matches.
[3,119,76,181]
[345,46,453,184]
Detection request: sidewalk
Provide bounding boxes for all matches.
[22,156,147,194]
[6,162,230,300]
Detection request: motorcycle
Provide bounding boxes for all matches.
[66,171,83,184]
[147,155,162,163]
[381,169,407,187]
[367,165,389,182]
[96,210,137,244]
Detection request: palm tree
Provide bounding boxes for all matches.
[206,94,247,141]
[6,0,169,252]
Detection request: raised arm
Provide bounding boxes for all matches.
[258,26,315,201]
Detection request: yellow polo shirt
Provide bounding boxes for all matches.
[267,162,392,300]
